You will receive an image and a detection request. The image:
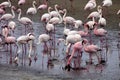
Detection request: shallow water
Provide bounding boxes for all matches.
[0,0,120,80]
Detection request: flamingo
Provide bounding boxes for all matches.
[62,9,75,28]
[74,20,83,29]
[65,40,86,71]
[102,0,112,7]
[93,23,107,37]
[97,6,106,27]
[0,6,16,25]
[17,8,33,34]
[38,0,48,10]
[14,33,35,66]
[0,0,11,7]
[2,26,16,64]
[41,7,53,23]
[117,9,120,15]
[78,24,89,37]
[0,8,5,15]
[46,22,54,34]
[83,39,102,65]
[48,4,63,24]
[37,34,51,55]
[8,21,16,34]
[84,0,96,11]
[26,1,37,15]
[102,0,112,15]
[85,17,97,44]
[18,0,26,5]
[93,23,107,62]
[65,34,82,56]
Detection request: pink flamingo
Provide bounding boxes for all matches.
[93,23,107,37]
[64,34,82,56]
[38,0,48,10]
[65,40,86,71]
[17,8,33,34]
[83,39,102,65]
[93,23,107,62]
[78,24,89,37]
[0,0,11,8]
[0,8,5,15]
[18,0,26,5]
[2,26,16,64]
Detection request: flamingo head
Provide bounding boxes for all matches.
[17,8,21,14]
[82,38,88,45]
[63,9,67,13]
[55,4,61,9]
[33,1,37,6]
[11,6,16,10]
[27,33,35,40]
[59,10,64,15]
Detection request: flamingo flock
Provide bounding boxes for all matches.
[0,0,119,72]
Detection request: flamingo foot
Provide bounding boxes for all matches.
[13,59,18,66]
[34,56,37,62]
[64,64,72,71]
[9,59,12,64]
[28,58,32,66]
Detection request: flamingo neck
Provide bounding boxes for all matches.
[33,1,37,10]
[48,7,51,14]
[55,5,62,23]
[11,8,15,19]
[8,0,11,7]
[63,10,67,21]
[28,40,33,57]
[44,0,47,5]
[92,17,95,22]
[17,42,22,54]
[18,9,21,20]
[93,24,98,32]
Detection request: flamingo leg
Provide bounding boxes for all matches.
[9,44,12,64]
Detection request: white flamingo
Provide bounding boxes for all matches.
[18,0,26,5]
[62,9,75,27]
[0,0,11,7]
[37,0,48,10]
[26,1,37,15]
[84,0,96,10]
[102,0,112,7]
[41,7,51,23]
[14,33,35,66]
[8,21,16,34]
[74,20,83,29]
[17,8,33,34]
[48,4,63,24]
[0,6,15,24]
[117,9,120,15]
